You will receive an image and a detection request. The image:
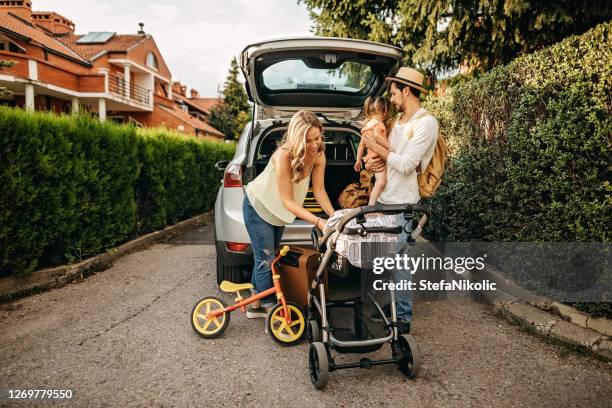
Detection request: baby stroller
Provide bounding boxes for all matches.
[307,203,430,389]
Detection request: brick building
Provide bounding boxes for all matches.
[0,0,224,141]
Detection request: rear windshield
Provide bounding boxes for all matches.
[262,59,373,93]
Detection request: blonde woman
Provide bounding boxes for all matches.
[243,110,335,318]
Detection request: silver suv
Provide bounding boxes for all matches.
[214,37,403,284]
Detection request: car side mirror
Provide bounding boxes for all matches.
[215,160,229,171]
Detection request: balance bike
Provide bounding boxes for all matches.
[191,245,306,346]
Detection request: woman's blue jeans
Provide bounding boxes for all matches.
[242,195,285,307]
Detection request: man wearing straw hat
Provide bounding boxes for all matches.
[362,67,439,334]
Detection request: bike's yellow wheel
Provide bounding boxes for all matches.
[191,296,230,339]
[267,301,305,346]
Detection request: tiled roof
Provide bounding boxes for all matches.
[174,94,212,115]
[0,12,87,63]
[188,97,222,114]
[158,105,225,138]
[32,11,75,26]
[56,33,147,60]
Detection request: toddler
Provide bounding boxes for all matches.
[354,96,393,206]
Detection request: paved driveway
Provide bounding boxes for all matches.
[1,224,610,407]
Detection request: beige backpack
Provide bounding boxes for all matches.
[406,110,447,198]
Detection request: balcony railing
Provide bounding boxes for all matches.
[108,74,150,106]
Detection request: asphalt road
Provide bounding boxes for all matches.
[1,223,610,407]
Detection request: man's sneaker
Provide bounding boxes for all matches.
[370,304,392,323]
[246,306,269,319]
[370,305,411,334]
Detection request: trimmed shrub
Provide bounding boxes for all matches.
[423,23,611,318]
[0,109,234,276]
[569,302,612,319]
[134,128,233,233]
[424,21,611,242]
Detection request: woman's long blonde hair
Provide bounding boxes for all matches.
[278,110,324,183]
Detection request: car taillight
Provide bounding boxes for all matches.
[223,163,242,188]
[226,242,249,252]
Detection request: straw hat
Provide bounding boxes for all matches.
[385,67,428,94]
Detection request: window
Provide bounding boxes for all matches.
[146,52,158,70]
[0,34,25,54]
[262,59,373,93]
[158,82,167,96]
[8,42,21,53]
[108,115,126,124]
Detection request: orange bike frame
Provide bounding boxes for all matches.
[207,251,291,324]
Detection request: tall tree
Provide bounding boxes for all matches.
[300,0,612,77]
[209,58,250,140]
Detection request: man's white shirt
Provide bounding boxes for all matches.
[378,108,439,205]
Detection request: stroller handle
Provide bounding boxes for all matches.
[319,203,431,244]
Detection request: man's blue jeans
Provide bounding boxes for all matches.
[377,202,414,322]
[393,212,414,322]
[242,195,285,307]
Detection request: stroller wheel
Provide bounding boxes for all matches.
[307,319,322,343]
[309,342,329,389]
[266,302,306,346]
[397,334,421,378]
[191,296,230,339]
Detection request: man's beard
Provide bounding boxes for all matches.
[392,100,404,112]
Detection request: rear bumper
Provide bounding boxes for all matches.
[214,233,313,268]
[215,239,253,267]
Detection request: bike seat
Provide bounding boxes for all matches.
[219,281,253,293]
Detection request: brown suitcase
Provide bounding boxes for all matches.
[277,246,327,308]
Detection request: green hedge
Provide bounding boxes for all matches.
[425,21,611,242]
[0,108,234,276]
[569,302,612,319]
